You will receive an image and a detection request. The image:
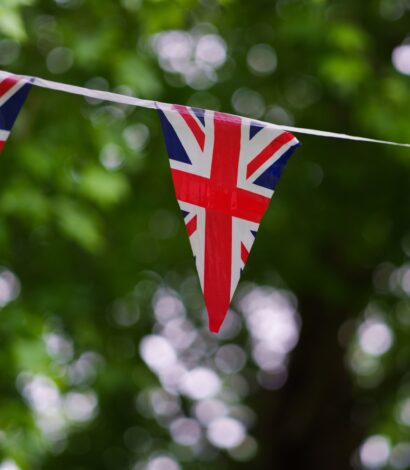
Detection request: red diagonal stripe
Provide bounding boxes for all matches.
[241,242,249,264]
[185,214,197,237]
[173,104,205,151]
[0,141,5,153]
[0,77,19,97]
[246,132,294,179]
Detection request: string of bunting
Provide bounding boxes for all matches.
[0,70,409,332]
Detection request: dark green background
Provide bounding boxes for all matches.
[0,0,410,469]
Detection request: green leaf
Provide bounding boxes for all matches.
[328,23,369,52]
[0,9,27,40]
[54,199,104,252]
[79,166,130,208]
[114,54,163,98]
[320,55,371,93]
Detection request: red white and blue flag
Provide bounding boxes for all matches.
[0,73,31,153]
[158,104,300,332]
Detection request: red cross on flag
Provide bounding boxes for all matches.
[158,104,300,333]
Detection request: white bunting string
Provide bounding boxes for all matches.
[2,70,409,149]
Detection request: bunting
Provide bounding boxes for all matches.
[157,104,300,332]
[0,73,32,153]
[2,69,407,333]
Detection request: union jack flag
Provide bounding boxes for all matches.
[0,73,32,153]
[158,104,300,332]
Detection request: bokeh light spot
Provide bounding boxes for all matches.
[123,123,149,151]
[146,455,180,470]
[390,442,410,469]
[194,398,228,426]
[64,391,98,422]
[247,44,277,76]
[0,269,21,307]
[232,88,265,118]
[0,461,21,470]
[392,45,410,75]
[360,435,391,469]
[358,318,393,356]
[215,344,246,374]
[46,47,74,74]
[180,367,221,400]
[195,34,227,68]
[207,417,246,449]
[170,417,202,446]
[0,40,20,65]
[140,335,177,373]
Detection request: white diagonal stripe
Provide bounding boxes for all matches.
[0,78,27,107]
[0,129,10,141]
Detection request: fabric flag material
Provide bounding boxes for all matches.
[0,73,32,153]
[157,104,300,333]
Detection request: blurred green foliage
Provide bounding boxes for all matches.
[0,0,410,469]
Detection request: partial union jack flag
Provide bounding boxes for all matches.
[0,72,32,154]
[158,104,300,332]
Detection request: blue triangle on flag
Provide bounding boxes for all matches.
[0,82,31,132]
[192,107,205,126]
[249,121,264,140]
[157,110,192,164]
[253,143,300,190]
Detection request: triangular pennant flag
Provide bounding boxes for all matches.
[157,104,300,333]
[0,73,32,154]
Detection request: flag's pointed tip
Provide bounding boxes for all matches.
[206,305,229,334]
[208,323,221,334]
[208,316,224,334]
